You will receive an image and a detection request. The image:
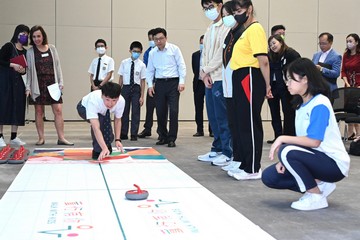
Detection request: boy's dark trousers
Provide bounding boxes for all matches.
[77,101,114,153]
[121,85,141,137]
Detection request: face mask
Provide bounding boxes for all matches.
[149,40,155,47]
[223,15,237,28]
[200,44,204,51]
[18,35,28,45]
[234,11,249,25]
[347,42,355,50]
[96,47,106,55]
[205,8,219,21]
[132,52,140,60]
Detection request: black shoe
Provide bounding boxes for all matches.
[167,141,176,147]
[193,132,204,137]
[92,150,100,160]
[267,139,275,144]
[138,130,151,138]
[156,139,168,145]
[130,135,137,141]
[209,133,214,137]
[120,134,128,140]
[57,139,74,146]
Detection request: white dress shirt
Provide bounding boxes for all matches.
[118,58,146,85]
[88,54,115,81]
[146,42,186,88]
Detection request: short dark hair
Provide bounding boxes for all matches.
[30,25,48,46]
[345,33,360,55]
[11,24,30,45]
[101,82,121,99]
[153,28,167,38]
[319,32,334,43]
[221,1,239,17]
[232,0,253,9]
[201,0,223,7]
[271,25,286,35]
[287,58,330,109]
[130,41,143,51]
[148,29,155,36]
[95,39,107,48]
[200,35,204,41]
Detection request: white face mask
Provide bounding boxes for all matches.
[96,47,106,55]
[149,40,155,47]
[223,15,236,28]
[347,42,355,50]
[205,8,219,21]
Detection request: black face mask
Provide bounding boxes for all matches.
[234,11,248,25]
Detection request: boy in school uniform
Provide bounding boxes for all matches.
[118,41,146,141]
[77,82,125,160]
[88,39,115,91]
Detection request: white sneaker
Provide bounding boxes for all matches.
[197,151,221,162]
[222,161,241,171]
[211,154,231,166]
[233,169,262,180]
[10,137,26,146]
[227,167,243,177]
[0,137,5,147]
[317,181,336,197]
[291,192,328,211]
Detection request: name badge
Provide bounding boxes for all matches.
[41,53,49,58]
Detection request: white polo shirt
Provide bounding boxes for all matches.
[88,54,115,81]
[81,90,125,119]
[117,58,146,85]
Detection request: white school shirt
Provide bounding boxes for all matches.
[81,90,125,119]
[117,57,146,85]
[146,42,186,88]
[88,54,115,81]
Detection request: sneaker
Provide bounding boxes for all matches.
[233,169,262,180]
[197,152,221,162]
[291,193,328,211]
[10,137,26,146]
[317,181,336,197]
[222,160,240,171]
[211,154,231,166]
[0,137,6,147]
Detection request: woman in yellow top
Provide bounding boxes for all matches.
[226,0,272,180]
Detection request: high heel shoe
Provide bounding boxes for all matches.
[35,140,45,145]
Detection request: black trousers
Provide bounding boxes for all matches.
[121,85,141,137]
[77,101,113,153]
[142,91,156,132]
[154,78,180,142]
[193,80,205,133]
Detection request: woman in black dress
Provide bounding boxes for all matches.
[26,25,73,146]
[0,24,29,147]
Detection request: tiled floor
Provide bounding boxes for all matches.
[0,121,359,240]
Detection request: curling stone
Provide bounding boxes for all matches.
[125,184,149,200]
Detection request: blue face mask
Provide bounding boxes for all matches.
[200,44,204,51]
[132,52,141,60]
[223,15,236,28]
[149,40,155,48]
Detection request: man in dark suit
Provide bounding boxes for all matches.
[192,35,212,137]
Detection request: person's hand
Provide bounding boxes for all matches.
[315,64,322,71]
[59,85,64,90]
[148,87,155,97]
[203,75,213,88]
[344,82,350,88]
[199,69,206,80]
[91,85,99,91]
[275,162,286,174]
[115,141,124,153]
[269,136,283,161]
[139,97,144,106]
[178,84,185,92]
[266,85,273,99]
[25,90,31,97]
[98,148,110,161]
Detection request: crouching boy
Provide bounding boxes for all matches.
[77,82,125,160]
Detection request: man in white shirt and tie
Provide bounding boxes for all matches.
[146,27,186,147]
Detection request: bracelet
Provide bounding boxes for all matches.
[115,139,121,142]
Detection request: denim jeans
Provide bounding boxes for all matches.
[205,81,232,158]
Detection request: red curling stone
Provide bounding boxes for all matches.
[125,184,149,200]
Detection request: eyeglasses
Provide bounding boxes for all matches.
[154,36,165,42]
[284,75,303,84]
[318,42,329,46]
[132,50,141,53]
[203,4,218,11]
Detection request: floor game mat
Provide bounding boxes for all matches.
[0,147,275,240]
